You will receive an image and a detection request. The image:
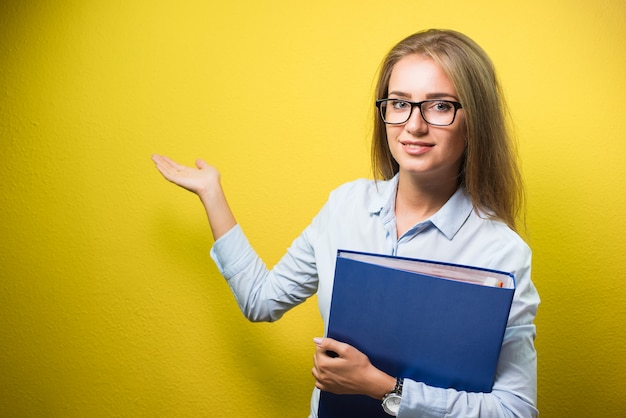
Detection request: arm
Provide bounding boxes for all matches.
[312,311,538,418]
[151,154,236,240]
[153,154,322,322]
[311,252,539,417]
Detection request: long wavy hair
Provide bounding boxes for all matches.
[371,29,524,231]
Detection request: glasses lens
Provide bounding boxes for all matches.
[380,99,411,124]
[421,100,456,126]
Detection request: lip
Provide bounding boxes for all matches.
[399,140,434,155]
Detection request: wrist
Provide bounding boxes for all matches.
[382,377,404,416]
[196,179,237,240]
[367,370,397,400]
[196,178,223,202]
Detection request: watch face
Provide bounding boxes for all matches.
[382,393,401,415]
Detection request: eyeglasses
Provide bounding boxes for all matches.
[376,99,463,126]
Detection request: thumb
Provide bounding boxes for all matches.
[195,158,209,169]
[313,337,341,358]
[313,337,333,347]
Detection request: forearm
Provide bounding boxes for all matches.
[211,224,319,322]
[197,181,237,241]
[398,380,537,418]
[366,370,396,401]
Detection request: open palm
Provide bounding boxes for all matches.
[151,154,220,196]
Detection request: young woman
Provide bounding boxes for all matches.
[152,29,539,417]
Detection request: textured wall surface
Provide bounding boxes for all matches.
[1,1,625,417]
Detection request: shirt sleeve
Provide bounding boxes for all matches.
[398,245,540,418]
[210,197,331,322]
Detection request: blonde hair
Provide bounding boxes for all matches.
[371,29,524,231]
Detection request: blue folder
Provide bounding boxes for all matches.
[318,250,515,418]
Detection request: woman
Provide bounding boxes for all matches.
[152,29,539,417]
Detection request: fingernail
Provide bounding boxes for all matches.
[313,337,323,345]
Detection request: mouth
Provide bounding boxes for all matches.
[398,141,435,156]
[400,140,433,148]
[399,140,434,154]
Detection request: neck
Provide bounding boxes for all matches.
[394,172,459,238]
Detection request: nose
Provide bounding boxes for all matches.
[404,105,428,135]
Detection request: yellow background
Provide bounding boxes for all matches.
[1,1,625,416]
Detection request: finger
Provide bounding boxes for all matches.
[313,377,324,391]
[152,154,182,172]
[159,155,188,172]
[153,155,193,180]
[312,358,324,385]
[311,361,326,390]
[152,154,175,174]
[313,341,340,363]
[315,337,346,356]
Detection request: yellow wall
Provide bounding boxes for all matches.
[1,1,625,416]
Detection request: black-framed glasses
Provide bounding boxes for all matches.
[376,98,463,126]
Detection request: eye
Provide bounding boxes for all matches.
[390,99,411,111]
[428,101,453,112]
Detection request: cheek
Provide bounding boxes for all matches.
[385,127,402,158]
[455,116,467,143]
[449,134,466,159]
[385,125,402,143]
[449,120,467,154]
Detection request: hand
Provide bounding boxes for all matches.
[151,154,236,240]
[151,154,220,199]
[312,337,395,399]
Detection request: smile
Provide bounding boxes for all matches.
[400,140,434,155]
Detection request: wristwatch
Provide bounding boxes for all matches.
[382,377,403,416]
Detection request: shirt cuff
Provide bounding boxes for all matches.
[399,379,448,417]
[209,224,255,278]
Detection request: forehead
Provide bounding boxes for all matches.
[388,54,457,98]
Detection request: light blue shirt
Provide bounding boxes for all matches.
[211,175,540,417]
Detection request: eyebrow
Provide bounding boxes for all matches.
[388,90,459,101]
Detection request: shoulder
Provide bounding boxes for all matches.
[329,178,378,194]
[439,188,530,258]
[460,209,532,272]
[310,178,394,224]
[479,213,530,253]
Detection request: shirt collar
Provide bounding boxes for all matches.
[430,186,473,240]
[368,175,398,216]
[369,174,473,241]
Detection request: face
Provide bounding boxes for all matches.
[385,54,466,184]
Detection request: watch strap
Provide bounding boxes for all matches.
[386,377,403,398]
[381,377,404,416]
